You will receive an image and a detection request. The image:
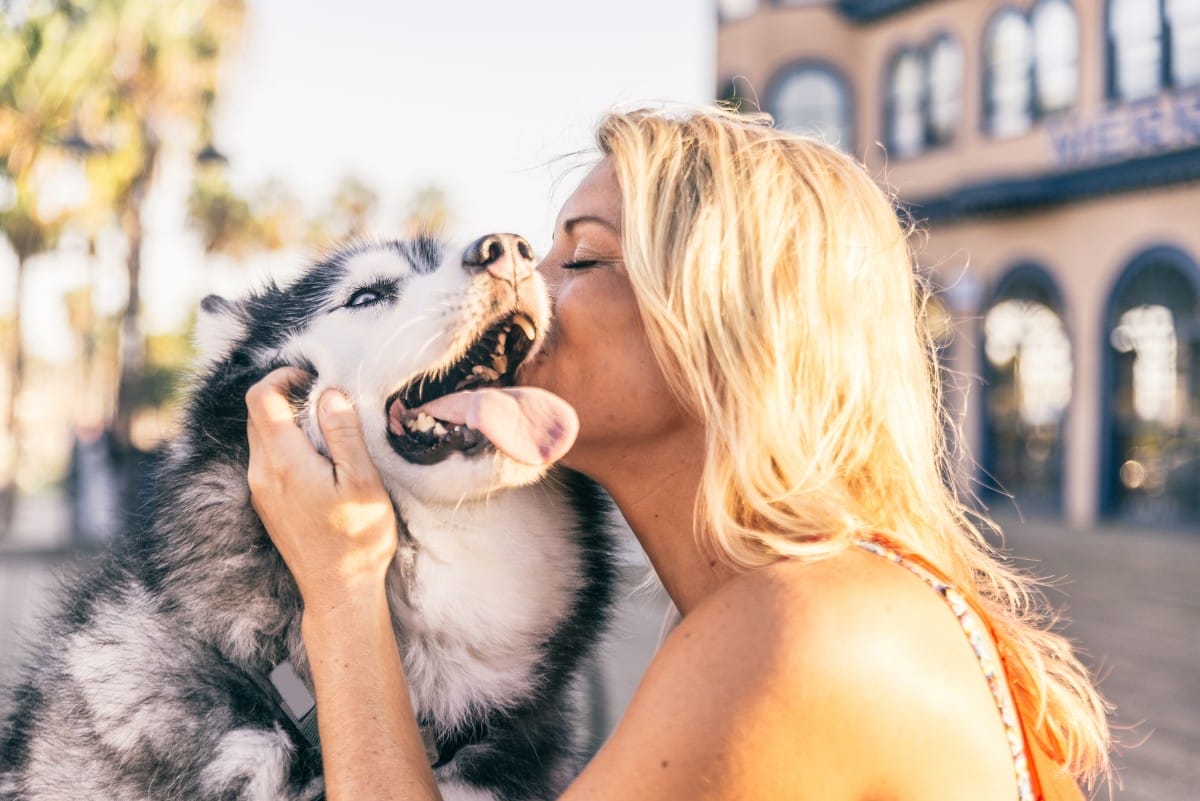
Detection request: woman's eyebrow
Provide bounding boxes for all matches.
[562,214,618,235]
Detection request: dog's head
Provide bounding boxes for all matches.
[196,234,575,506]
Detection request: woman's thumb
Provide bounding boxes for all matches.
[317,390,375,484]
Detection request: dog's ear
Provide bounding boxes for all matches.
[194,294,247,364]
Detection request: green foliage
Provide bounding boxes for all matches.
[296,175,382,246]
[188,169,256,255]
[0,0,247,475]
[402,183,452,236]
[1,0,246,253]
[138,328,196,407]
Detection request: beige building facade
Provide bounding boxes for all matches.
[717,0,1200,528]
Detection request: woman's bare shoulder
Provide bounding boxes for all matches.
[563,547,1022,801]
[672,546,974,675]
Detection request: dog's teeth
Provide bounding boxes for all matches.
[513,314,536,341]
[432,422,447,436]
[496,330,507,351]
[412,412,436,433]
[491,355,507,374]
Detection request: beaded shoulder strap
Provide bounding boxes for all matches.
[854,540,1037,801]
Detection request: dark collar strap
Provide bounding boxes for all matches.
[264,660,488,769]
[424,718,490,769]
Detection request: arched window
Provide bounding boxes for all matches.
[884,34,962,158]
[927,34,964,144]
[1108,0,1164,99]
[1102,247,1200,524]
[982,265,1071,515]
[768,64,852,150]
[1167,0,1200,88]
[886,48,926,157]
[984,8,1034,138]
[1032,0,1079,114]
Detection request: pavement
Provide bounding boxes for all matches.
[993,517,1200,801]
[1,493,1196,799]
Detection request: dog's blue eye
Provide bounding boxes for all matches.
[347,289,381,308]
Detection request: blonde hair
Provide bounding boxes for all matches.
[597,105,1111,787]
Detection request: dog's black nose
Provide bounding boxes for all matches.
[463,233,535,282]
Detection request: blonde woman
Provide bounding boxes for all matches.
[246,106,1110,800]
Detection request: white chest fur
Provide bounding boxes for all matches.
[389,480,585,729]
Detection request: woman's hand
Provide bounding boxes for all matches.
[246,367,442,801]
[245,366,399,616]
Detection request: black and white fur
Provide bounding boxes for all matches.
[0,238,615,801]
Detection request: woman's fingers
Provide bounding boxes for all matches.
[245,367,326,494]
[243,367,398,611]
[317,390,381,492]
[245,367,382,497]
[246,367,318,452]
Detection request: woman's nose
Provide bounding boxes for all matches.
[462,233,536,283]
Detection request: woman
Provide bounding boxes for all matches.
[246,106,1110,800]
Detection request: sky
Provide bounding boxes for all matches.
[13,0,716,359]
[215,0,717,246]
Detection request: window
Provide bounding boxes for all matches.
[887,48,926,157]
[984,8,1034,137]
[927,35,964,144]
[884,34,962,157]
[1107,0,1200,97]
[1167,0,1200,88]
[1108,0,1165,99]
[1032,0,1079,114]
[1102,248,1200,523]
[982,265,1071,516]
[768,65,852,150]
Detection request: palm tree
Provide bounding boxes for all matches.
[303,175,380,247]
[0,3,113,528]
[0,0,245,533]
[402,184,452,237]
[188,169,258,258]
[79,0,245,455]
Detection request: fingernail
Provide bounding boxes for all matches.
[320,390,352,414]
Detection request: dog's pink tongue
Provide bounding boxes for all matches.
[419,388,578,466]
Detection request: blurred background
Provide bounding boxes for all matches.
[0,0,1197,798]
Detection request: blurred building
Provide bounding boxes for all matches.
[717,0,1200,528]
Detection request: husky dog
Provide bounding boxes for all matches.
[0,234,615,801]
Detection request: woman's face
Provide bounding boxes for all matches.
[519,159,690,473]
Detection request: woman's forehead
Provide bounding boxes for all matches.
[555,160,621,235]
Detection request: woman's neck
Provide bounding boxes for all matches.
[578,428,737,616]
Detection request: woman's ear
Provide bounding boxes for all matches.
[194,294,247,364]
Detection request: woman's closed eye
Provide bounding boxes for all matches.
[561,255,622,271]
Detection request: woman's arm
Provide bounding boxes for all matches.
[301,595,439,801]
[245,369,1022,801]
[245,368,442,801]
[243,371,856,801]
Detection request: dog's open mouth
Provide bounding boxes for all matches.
[385,313,539,465]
